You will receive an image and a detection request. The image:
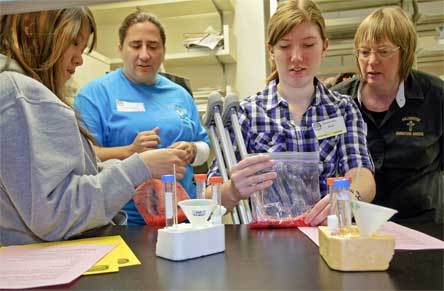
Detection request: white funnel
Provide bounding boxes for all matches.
[178,199,216,227]
[351,200,397,236]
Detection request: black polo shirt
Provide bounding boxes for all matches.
[332,70,444,219]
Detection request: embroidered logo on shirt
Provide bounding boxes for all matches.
[395,116,424,136]
[175,105,188,119]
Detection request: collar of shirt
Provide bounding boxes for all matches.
[357,80,406,108]
[259,78,333,112]
[242,77,345,154]
[0,54,25,75]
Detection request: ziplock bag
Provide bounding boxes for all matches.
[133,179,190,226]
[249,152,321,229]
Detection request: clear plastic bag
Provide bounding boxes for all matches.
[250,152,321,229]
[133,179,190,226]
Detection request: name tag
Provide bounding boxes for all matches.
[116,100,145,112]
[312,116,346,140]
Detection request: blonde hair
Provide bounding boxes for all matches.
[0,7,97,102]
[354,7,417,81]
[266,0,327,83]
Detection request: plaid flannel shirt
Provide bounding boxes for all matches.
[209,78,374,195]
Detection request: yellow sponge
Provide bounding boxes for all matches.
[319,226,395,271]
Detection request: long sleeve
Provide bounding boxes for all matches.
[0,72,150,245]
[337,98,375,175]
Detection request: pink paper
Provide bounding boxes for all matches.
[298,227,320,245]
[299,221,444,250]
[0,243,116,289]
[380,222,444,250]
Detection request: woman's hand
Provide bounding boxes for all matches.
[130,127,160,153]
[303,195,330,226]
[217,154,276,212]
[230,154,277,200]
[169,141,196,164]
[139,148,187,180]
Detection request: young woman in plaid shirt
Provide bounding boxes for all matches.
[209,0,376,226]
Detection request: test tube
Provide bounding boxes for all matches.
[327,177,337,215]
[333,177,352,235]
[327,177,339,234]
[162,174,175,228]
[173,164,178,225]
[209,176,223,224]
[194,174,207,199]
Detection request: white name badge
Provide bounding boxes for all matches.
[312,116,347,140]
[116,100,145,112]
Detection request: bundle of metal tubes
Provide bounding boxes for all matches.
[203,91,253,224]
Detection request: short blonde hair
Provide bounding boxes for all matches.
[266,0,327,83]
[354,7,417,81]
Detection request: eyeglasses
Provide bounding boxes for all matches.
[354,46,400,59]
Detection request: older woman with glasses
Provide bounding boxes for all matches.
[333,7,444,223]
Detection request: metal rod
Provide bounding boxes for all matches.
[229,109,253,223]
[208,127,228,182]
[214,107,235,170]
[208,123,240,224]
[230,108,248,159]
[223,128,249,224]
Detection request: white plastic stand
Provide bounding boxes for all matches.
[155,223,225,261]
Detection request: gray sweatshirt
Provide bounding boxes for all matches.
[0,54,151,246]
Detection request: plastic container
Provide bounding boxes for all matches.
[327,177,338,215]
[194,174,207,199]
[209,176,223,224]
[327,177,341,233]
[333,178,352,234]
[162,175,175,228]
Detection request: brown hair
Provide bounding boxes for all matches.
[118,11,166,47]
[354,7,417,81]
[0,7,97,101]
[266,0,327,83]
[0,7,97,141]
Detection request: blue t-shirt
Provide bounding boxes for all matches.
[74,69,209,225]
